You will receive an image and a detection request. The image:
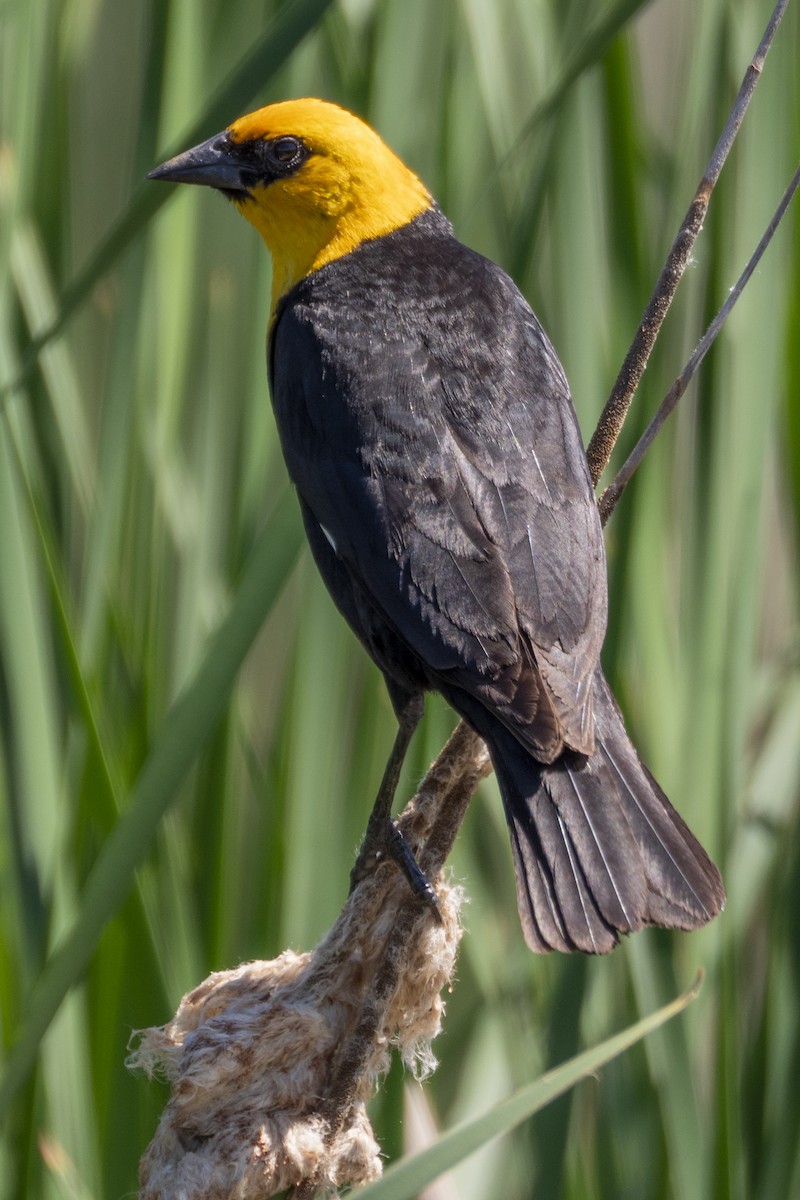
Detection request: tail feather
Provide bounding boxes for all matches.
[506,785,620,953]
[490,672,725,954]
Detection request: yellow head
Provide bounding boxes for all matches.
[149,98,433,310]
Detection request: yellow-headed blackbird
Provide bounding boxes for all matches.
[149,99,725,954]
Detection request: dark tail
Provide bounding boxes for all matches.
[489,672,725,954]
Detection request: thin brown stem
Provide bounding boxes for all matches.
[585,0,791,488]
[599,161,800,524]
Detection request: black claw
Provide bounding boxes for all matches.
[384,821,442,920]
[350,817,442,922]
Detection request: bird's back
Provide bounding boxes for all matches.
[269,207,606,762]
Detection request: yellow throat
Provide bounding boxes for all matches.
[226,99,433,311]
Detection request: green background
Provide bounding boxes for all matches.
[1,0,799,1197]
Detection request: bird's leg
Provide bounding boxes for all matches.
[350,692,439,915]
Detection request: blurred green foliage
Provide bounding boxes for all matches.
[1,1,798,1197]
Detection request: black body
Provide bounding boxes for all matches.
[269,207,724,953]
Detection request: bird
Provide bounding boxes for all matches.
[149,98,725,954]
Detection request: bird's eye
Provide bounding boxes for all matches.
[270,136,303,164]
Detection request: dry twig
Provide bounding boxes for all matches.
[599,160,800,523]
[586,0,791,488]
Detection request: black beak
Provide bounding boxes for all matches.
[147,132,252,197]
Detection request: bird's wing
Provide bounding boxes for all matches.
[269,242,605,760]
[432,271,608,756]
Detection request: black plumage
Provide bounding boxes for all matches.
[268,206,725,954]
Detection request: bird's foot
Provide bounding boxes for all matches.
[350,818,442,922]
